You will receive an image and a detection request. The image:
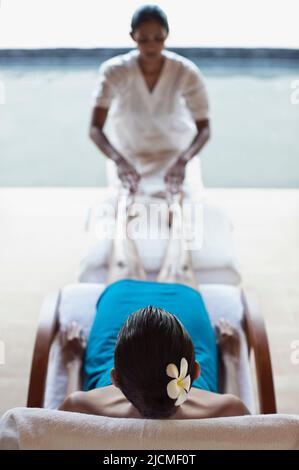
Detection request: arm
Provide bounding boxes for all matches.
[65,358,83,396]
[58,322,86,409]
[179,119,210,164]
[222,356,242,398]
[216,319,250,413]
[89,106,122,163]
[89,106,140,192]
[217,317,241,398]
[164,119,210,193]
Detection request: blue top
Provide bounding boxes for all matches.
[83,279,218,393]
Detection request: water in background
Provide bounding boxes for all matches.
[0,55,298,187]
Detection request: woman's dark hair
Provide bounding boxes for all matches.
[131,4,169,34]
[114,306,196,419]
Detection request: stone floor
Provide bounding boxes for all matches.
[0,188,298,417]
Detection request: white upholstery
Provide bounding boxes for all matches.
[44,283,255,413]
[1,408,299,450]
[78,190,241,286]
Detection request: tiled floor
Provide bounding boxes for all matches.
[0,188,298,417]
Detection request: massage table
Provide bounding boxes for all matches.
[0,186,283,450]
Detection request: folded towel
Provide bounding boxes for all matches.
[1,408,299,450]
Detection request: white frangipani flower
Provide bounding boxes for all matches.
[166,357,191,406]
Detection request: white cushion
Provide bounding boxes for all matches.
[44,283,255,413]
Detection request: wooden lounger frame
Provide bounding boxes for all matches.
[27,288,277,413]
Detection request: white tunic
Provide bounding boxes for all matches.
[92,49,210,197]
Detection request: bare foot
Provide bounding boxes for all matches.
[60,321,87,364]
[215,319,241,361]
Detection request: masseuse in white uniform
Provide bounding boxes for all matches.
[89,4,210,198]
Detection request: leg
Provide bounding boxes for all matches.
[156,191,198,290]
[106,190,147,285]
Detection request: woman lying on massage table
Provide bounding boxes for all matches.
[59,194,249,419]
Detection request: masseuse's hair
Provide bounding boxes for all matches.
[131,4,169,34]
[114,306,196,419]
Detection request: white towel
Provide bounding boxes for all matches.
[1,407,299,450]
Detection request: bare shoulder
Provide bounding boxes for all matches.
[176,388,249,419]
[58,386,140,418]
[217,394,250,417]
[59,390,100,415]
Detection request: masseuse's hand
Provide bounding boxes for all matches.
[164,156,187,194]
[116,156,140,194]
